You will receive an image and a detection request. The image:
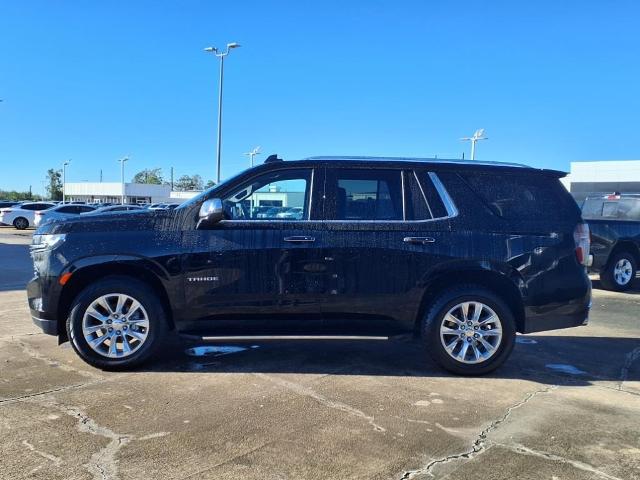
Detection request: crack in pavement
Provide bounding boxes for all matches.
[16,340,103,380]
[28,397,133,480]
[493,442,624,480]
[399,385,557,479]
[253,372,386,432]
[0,382,97,404]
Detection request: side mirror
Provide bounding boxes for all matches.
[197,198,224,227]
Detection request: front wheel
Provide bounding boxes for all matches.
[600,252,637,292]
[67,276,168,370]
[421,286,516,375]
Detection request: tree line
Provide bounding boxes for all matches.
[131,168,215,191]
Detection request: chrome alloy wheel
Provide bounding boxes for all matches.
[82,293,150,358]
[614,259,633,286]
[440,301,503,364]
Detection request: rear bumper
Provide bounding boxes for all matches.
[522,288,591,333]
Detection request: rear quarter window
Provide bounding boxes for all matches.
[460,173,580,221]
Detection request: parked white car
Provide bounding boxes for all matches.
[0,202,56,229]
[34,204,97,227]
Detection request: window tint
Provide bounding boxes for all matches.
[331,169,402,221]
[22,203,51,211]
[404,172,431,220]
[460,173,579,221]
[223,169,311,221]
[57,206,78,213]
[581,198,604,219]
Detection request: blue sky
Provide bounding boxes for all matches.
[1,0,639,194]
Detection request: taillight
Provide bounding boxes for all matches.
[574,223,590,266]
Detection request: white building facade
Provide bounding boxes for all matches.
[64,182,199,204]
[563,160,640,202]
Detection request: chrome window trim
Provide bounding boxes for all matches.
[429,172,459,218]
[218,169,458,225]
[307,168,315,221]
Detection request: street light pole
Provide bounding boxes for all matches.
[118,157,128,204]
[62,160,70,203]
[204,42,241,184]
[460,129,488,160]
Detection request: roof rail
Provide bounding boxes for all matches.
[303,155,530,168]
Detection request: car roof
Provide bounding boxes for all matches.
[253,156,566,176]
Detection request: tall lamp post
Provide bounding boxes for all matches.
[460,129,488,160]
[62,160,71,203]
[204,42,241,184]
[118,156,128,204]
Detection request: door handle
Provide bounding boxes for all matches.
[403,236,436,245]
[284,236,316,243]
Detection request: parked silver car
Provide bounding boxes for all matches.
[81,205,145,215]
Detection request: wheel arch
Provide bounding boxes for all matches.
[607,240,640,266]
[414,266,526,334]
[57,262,175,341]
[13,216,29,228]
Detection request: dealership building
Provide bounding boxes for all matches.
[64,182,199,204]
[562,160,640,202]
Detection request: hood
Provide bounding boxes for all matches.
[35,209,187,235]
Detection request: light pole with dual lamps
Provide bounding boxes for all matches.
[204,42,241,184]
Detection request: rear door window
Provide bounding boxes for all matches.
[327,169,403,221]
[460,173,580,221]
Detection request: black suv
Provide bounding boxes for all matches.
[581,194,640,291]
[28,157,591,375]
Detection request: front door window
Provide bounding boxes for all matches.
[222,169,312,221]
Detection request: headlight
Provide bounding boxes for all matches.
[31,234,66,252]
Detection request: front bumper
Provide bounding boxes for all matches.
[31,314,58,335]
[27,275,62,337]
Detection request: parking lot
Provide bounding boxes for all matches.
[0,227,638,480]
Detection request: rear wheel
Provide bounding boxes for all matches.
[421,285,516,375]
[13,217,28,230]
[600,252,637,291]
[67,276,168,370]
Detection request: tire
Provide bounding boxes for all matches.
[67,276,168,370]
[600,252,637,292]
[421,285,516,375]
[13,217,28,230]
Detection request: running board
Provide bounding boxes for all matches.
[180,334,390,342]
